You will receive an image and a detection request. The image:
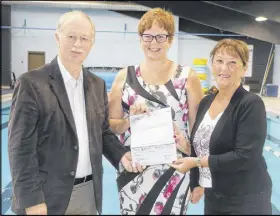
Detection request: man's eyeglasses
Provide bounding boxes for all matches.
[59,31,94,45]
[65,34,94,45]
[140,34,171,43]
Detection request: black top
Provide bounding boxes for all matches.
[190,85,272,195]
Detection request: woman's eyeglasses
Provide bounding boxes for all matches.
[140,34,171,43]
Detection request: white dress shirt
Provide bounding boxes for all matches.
[57,56,92,178]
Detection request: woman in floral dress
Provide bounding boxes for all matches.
[109,8,204,215]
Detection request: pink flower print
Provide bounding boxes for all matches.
[120,134,125,144]
[163,174,181,199]
[163,184,173,199]
[128,95,136,106]
[170,174,181,186]
[136,67,141,77]
[139,193,147,205]
[182,113,188,122]
[179,103,188,110]
[136,193,147,211]
[154,202,164,215]
[173,78,186,90]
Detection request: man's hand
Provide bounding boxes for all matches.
[26,203,47,215]
[190,186,204,204]
[120,152,145,173]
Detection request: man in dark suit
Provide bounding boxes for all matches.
[8,11,141,215]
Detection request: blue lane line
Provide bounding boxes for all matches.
[1,122,8,130]
[273,204,280,215]
[1,182,12,215]
[1,107,10,113]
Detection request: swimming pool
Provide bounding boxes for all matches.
[1,72,280,214]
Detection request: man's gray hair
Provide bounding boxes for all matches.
[56,10,95,33]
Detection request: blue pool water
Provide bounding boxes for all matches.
[1,72,280,215]
[94,72,116,92]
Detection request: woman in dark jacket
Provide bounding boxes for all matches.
[170,38,272,215]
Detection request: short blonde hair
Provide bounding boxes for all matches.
[138,8,175,42]
[56,10,95,33]
[210,39,249,66]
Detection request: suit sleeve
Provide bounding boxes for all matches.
[208,95,267,172]
[101,81,129,170]
[8,75,45,209]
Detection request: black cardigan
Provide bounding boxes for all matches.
[190,85,272,195]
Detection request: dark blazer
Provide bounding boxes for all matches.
[8,56,128,215]
[190,85,272,195]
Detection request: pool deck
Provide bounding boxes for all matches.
[262,96,280,116]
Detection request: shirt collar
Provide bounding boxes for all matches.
[57,55,83,84]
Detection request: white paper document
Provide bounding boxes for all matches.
[130,107,177,166]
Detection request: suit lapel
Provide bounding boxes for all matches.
[83,68,93,133]
[83,69,103,157]
[48,57,77,136]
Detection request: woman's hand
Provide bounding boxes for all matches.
[173,122,190,155]
[169,157,196,173]
[26,203,47,215]
[190,186,204,204]
[129,103,150,116]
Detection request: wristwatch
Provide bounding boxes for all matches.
[196,157,202,168]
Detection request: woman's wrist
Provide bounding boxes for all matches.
[190,157,201,168]
[110,118,130,134]
[189,157,199,168]
[119,117,130,133]
[191,156,207,168]
[124,116,130,127]
[201,156,209,168]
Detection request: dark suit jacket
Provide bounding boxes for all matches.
[190,85,272,195]
[8,57,128,215]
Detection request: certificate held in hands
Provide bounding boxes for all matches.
[129,107,177,166]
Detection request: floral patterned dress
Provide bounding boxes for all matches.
[117,64,192,215]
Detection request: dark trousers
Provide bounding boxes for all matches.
[204,188,272,215]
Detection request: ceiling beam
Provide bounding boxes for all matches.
[135,1,280,44]
[203,1,280,23]
[111,10,145,19]
[179,18,219,34]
